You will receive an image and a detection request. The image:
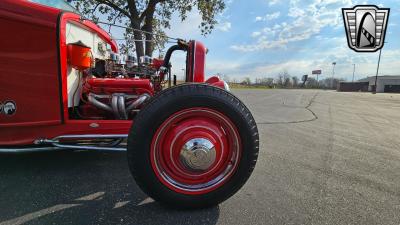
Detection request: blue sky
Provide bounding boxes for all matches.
[159,0,400,82]
[102,0,400,82]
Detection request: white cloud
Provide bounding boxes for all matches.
[165,10,203,39]
[251,31,262,37]
[206,52,398,81]
[255,12,281,22]
[233,0,351,52]
[217,22,232,32]
[225,35,389,80]
[206,58,318,78]
[288,6,305,18]
[166,0,400,80]
[268,0,280,6]
[266,12,281,20]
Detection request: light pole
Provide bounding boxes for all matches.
[352,64,356,82]
[373,42,387,94]
[373,48,382,94]
[332,62,336,89]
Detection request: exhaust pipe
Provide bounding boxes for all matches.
[111,94,121,119]
[88,93,150,119]
[88,93,112,112]
[126,93,150,112]
[118,95,128,119]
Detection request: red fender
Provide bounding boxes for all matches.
[186,41,206,82]
[205,76,230,91]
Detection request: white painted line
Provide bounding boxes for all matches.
[0,192,107,225]
[113,201,130,209]
[75,192,105,201]
[0,204,81,225]
[137,197,154,206]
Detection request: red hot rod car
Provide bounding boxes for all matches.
[0,0,259,208]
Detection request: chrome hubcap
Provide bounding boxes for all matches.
[180,138,216,172]
[151,108,242,194]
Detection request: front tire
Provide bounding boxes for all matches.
[127,84,259,208]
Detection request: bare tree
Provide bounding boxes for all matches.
[292,76,299,87]
[277,70,291,88]
[283,76,291,88]
[276,74,284,87]
[265,78,274,87]
[306,77,319,88]
[320,78,343,89]
[242,77,251,85]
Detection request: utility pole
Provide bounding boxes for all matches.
[352,64,356,82]
[373,48,382,94]
[332,62,336,89]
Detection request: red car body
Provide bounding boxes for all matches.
[0,0,258,209]
[0,0,224,146]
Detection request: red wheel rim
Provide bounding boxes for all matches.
[150,107,242,195]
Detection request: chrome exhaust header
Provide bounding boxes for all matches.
[34,134,128,151]
[88,93,150,119]
[0,134,129,153]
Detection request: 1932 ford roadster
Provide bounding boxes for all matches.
[0,0,259,208]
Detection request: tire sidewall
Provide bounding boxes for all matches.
[127,84,258,208]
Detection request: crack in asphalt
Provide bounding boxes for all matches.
[256,92,319,125]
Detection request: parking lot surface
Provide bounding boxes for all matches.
[1,89,400,225]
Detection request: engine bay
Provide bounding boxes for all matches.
[68,51,167,120]
[64,21,174,120]
[62,20,215,121]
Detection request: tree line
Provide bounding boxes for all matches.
[221,71,344,89]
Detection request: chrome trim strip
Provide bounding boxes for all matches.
[0,147,62,153]
[1,134,128,153]
[35,134,128,152]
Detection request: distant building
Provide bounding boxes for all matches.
[338,76,400,93]
[337,81,369,92]
[359,76,400,93]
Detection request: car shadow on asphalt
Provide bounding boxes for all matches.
[0,151,220,225]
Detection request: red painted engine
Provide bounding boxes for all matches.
[64,29,171,120]
[77,78,153,120]
[70,54,162,120]
[69,39,212,121]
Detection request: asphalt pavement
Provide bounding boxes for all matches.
[1,89,400,225]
